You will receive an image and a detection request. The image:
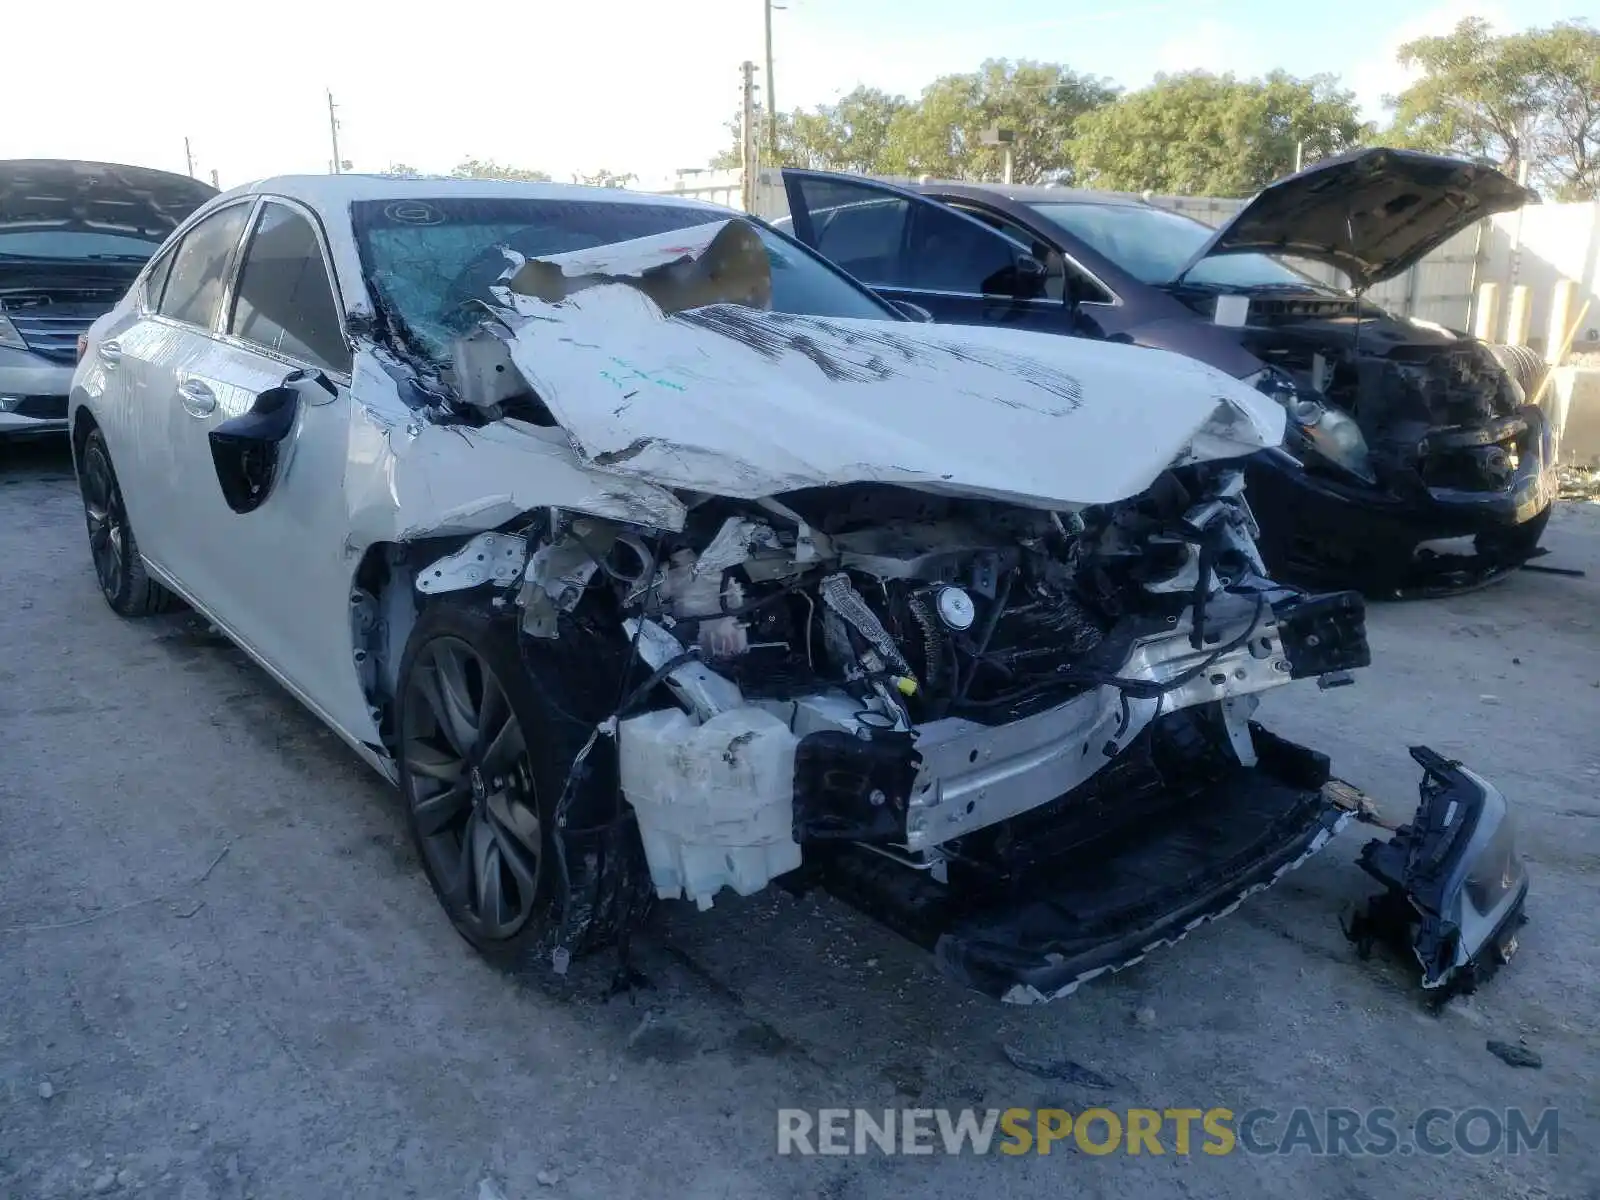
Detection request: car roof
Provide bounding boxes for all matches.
[915,180,1152,208]
[212,173,726,223]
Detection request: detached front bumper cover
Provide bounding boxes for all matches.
[1350,746,1529,998]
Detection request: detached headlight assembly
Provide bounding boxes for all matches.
[1246,366,1376,484]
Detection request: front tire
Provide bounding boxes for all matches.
[396,602,634,964]
[78,428,177,617]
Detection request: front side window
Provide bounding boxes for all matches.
[229,202,350,373]
[351,196,894,359]
[902,202,1032,296]
[157,204,252,328]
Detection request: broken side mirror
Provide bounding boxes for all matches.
[208,369,333,514]
[890,299,934,323]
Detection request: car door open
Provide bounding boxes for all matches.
[778,168,1054,328]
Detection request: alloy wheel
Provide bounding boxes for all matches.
[81,445,127,602]
[402,637,544,941]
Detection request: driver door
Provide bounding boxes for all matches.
[155,196,377,742]
[779,169,1063,333]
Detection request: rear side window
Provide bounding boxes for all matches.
[229,202,350,373]
[158,204,251,329]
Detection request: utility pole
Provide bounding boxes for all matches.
[740,60,758,212]
[184,137,195,178]
[763,0,778,155]
[327,89,342,174]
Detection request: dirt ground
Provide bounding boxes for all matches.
[2,435,1597,1200]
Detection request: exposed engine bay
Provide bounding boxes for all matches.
[1230,302,1535,485]
[1159,290,1559,595]
[421,462,1375,1000]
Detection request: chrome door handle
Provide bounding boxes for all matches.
[98,339,123,366]
[178,378,217,417]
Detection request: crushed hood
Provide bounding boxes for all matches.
[1174,148,1537,292]
[487,219,1285,512]
[0,159,218,239]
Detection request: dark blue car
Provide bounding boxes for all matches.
[777,149,1556,596]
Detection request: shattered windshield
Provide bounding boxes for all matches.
[1030,201,1332,291]
[351,196,894,358]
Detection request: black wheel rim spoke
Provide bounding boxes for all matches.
[82,451,124,594]
[426,643,481,757]
[477,689,522,778]
[403,636,542,940]
[413,780,471,837]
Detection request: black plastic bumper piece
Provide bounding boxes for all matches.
[817,720,1348,1004]
[1245,414,1557,597]
[1351,746,1529,999]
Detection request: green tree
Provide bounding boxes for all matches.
[708,62,1115,183]
[711,88,910,172]
[1387,18,1600,199]
[1068,71,1369,195]
[450,158,552,182]
[884,59,1118,183]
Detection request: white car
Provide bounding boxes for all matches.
[1,160,214,436]
[69,175,1520,1004]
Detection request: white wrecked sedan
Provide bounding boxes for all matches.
[68,176,1524,1004]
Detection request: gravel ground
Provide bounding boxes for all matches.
[2,435,1597,1200]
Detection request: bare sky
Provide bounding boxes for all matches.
[4,0,1589,188]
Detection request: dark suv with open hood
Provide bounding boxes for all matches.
[776,149,1556,596]
[1,160,216,437]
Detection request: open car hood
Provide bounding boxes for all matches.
[489,220,1286,511]
[0,159,218,237]
[1174,148,1537,292]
